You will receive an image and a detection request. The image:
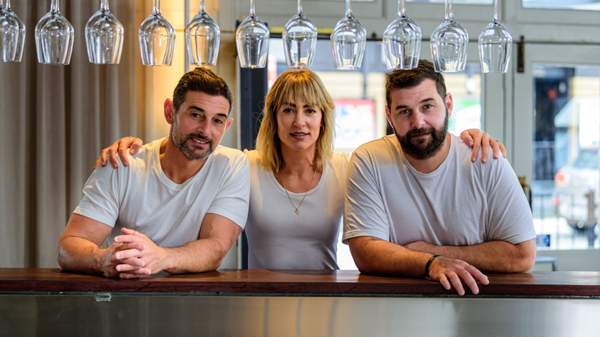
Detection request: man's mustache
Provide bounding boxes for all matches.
[407,128,434,138]
[185,133,212,144]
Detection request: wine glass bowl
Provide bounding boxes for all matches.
[138,1,175,66]
[478,0,512,73]
[331,11,367,70]
[431,18,468,72]
[0,0,26,63]
[35,0,75,65]
[478,20,511,73]
[236,3,269,69]
[282,11,317,68]
[382,15,421,70]
[85,0,124,64]
[186,1,220,66]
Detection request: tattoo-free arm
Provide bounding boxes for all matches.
[349,236,490,295]
[405,239,536,273]
[162,213,241,274]
[58,214,117,276]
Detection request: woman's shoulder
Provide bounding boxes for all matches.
[330,152,350,169]
[327,152,350,180]
[244,149,261,164]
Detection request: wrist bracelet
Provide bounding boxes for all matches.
[424,254,440,279]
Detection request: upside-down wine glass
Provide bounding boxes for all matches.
[0,0,25,63]
[330,0,366,70]
[430,0,468,72]
[478,0,512,73]
[236,0,269,68]
[138,0,175,66]
[382,0,421,70]
[35,0,74,65]
[186,0,220,66]
[282,0,317,68]
[85,0,124,64]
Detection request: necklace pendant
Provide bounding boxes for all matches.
[294,208,299,215]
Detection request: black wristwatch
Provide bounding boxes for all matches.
[424,254,440,279]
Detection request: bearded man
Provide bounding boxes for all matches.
[58,67,249,278]
[343,60,536,295]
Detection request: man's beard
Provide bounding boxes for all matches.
[170,121,214,161]
[397,112,449,160]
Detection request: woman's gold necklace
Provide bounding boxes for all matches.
[282,169,318,215]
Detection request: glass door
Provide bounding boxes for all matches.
[513,44,600,255]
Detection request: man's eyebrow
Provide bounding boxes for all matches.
[394,98,436,110]
[188,106,205,112]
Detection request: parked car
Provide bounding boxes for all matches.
[553,149,599,230]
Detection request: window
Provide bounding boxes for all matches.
[531,65,600,249]
[522,0,600,10]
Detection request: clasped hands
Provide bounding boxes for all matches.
[100,228,168,279]
[405,241,490,296]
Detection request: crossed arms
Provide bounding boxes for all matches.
[349,236,535,295]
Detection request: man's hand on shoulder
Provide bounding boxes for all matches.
[96,136,144,168]
[427,256,489,296]
[112,228,169,278]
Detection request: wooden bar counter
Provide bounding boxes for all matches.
[1,269,599,337]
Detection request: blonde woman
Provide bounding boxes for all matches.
[97,69,505,270]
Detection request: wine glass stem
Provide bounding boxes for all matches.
[445,0,454,20]
[153,0,160,15]
[494,0,500,22]
[100,0,109,11]
[249,0,255,17]
[345,0,352,17]
[297,0,303,15]
[51,0,60,13]
[200,0,206,13]
[3,0,10,10]
[399,0,406,17]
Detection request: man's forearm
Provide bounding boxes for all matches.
[409,240,536,272]
[350,237,433,277]
[161,238,230,274]
[58,237,105,274]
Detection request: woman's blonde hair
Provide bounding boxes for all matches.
[256,69,335,173]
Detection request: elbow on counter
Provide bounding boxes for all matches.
[505,240,537,273]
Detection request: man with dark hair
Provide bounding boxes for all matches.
[344,60,536,295]
[58,67,249,278]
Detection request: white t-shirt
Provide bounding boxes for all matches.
[343,134,535,246]
[245,150,348,270]
[74,138,250,248]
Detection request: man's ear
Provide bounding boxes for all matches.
[164,99,175,124]
[445,93,454,118]
[225,117,234,131]
[385,105,395,132]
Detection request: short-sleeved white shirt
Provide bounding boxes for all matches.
[343,134,535,246]
[74,138,250,247]
[245,151,348,270]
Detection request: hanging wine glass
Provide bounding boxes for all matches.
[382,0,421,70]
[186,0,220,66]
[331,0,366,70]
[282,0,317,68]
[138,0,175,66]
[430,0,468,72]
[35,0,74,65]
[236,0,269,68]
[85,0,124,64]
[478,0,512,73]
[0,0,26,63]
